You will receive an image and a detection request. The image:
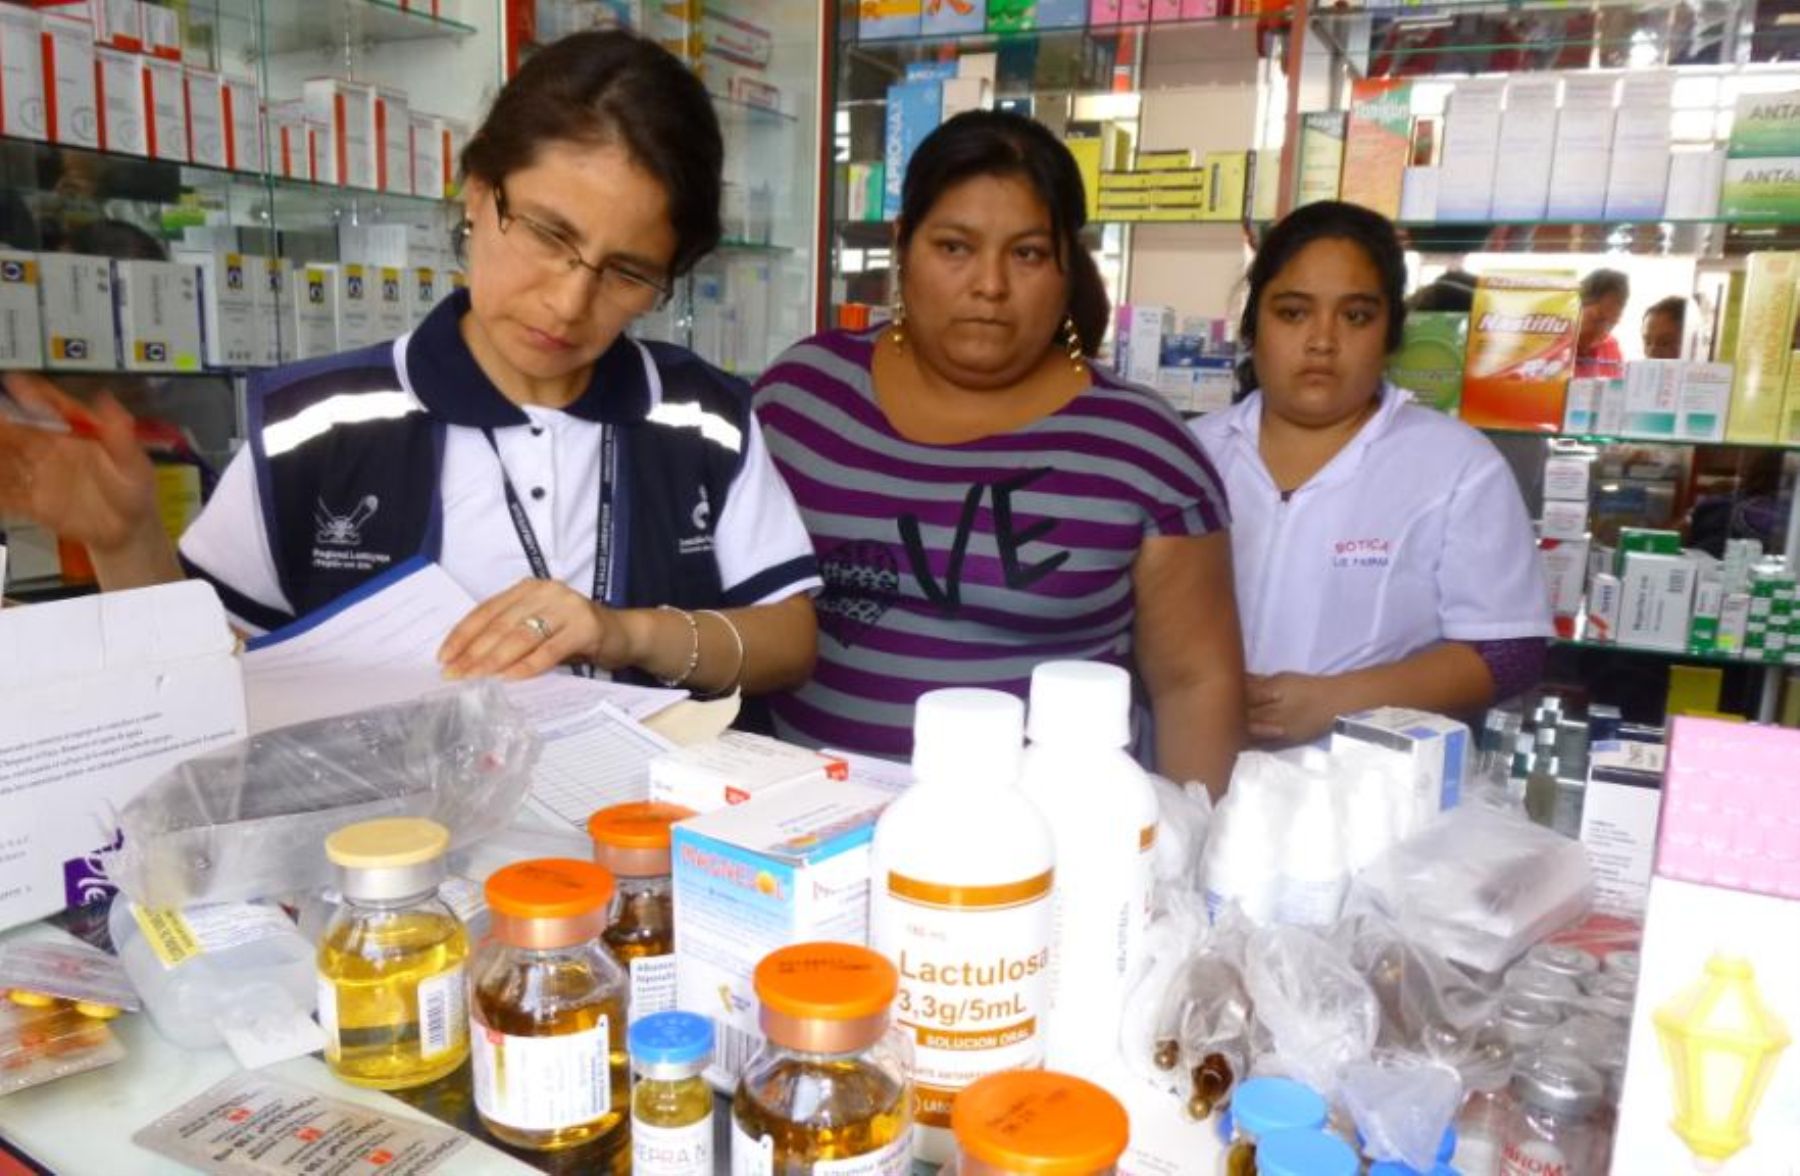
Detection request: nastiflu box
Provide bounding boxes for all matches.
[1458,272,1579,432]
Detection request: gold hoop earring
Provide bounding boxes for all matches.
[1061,315,1085,372]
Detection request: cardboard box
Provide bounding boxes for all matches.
[175,248,257,368]
[250,254,282,366]
[39,0,142,51]
[1588,572,1623,642]
[1437,79,1504,222]
[409,112,444,198]
[1578,740,1664,918]
[1727,88,1800,158]
[40,14,98,149]
[1386,311,1467,414]
[1689,575,1725,652]
[1563,376,1599,433]
[1665,149,1724,219]
[922,0,984,34]
[140,1,177,60]
[1542,535,1590,616]
[335,262,380,348]
[1717,592,1752,654]
[650,732,847,814]
[1676,361,1731,442]
[304,78,377,190]
[220,74,261,173]
[37,253,116,370]
[1459,272,1579,432]
[375,86,410,195]
[1340,79,1411,219]
[0,6,46,142]
[184,66,224,168]
[1201,151,1248,220]
[1547,75,1617,220]
[858,0,921,39]
[672,780,892,1089]
[1719,155,1800,219]
[94,44,144,155]
[114,260,202,373]
[1624,358,1682,439]
[1296,111,1345,206]
[883,77,941,221]
[1399,165,1438,221]
[290,262,338,359]
[0,252,44,369]
[1619,550,1698,652]
[410,266,439,325]
[1118,303,1170,386]
[1604,74,1673,219]
[1593,375,1627,435]
[372,265,409,339]
[1541,499,1589,542]
[1330,707,1470,835]
[1492,76,1559,220]
[141,53,186,161]
[940,75,988,122]
[1727,251,1797,443]
[267,100,307,180]
[0,582,246,932]
[1544,453,1592,502]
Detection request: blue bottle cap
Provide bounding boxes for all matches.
[1356,1124,1459,1167]
[1371,1165,1461,1176]
[1231,1077,1329,1138]
[1258,1130,1359,1176]
[628,1010,714,1069]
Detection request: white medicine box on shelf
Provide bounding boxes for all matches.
[0,251,45,369]
[95,44,145,156]
[290,262,340,360]
[304,78,378,190]
[0,6,45,143]
[114,260,202,373]
[38,253,117,371]
[141,53,187,162]
[40,13,98,149]
[175,248,259,369]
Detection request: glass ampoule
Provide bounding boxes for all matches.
[587,800,691,1023]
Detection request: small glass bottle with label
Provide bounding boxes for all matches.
[946,1069,1128,1175]
[1220,1077,1329,1176]
[470,858,629,1162]
[630,1010,715,1176]
[587,801,691,1024]
[732,941,913,1175]
[317,817,469,1090]
[1497,1052,1604,1176]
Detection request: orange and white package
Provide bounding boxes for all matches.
[1459,271,1581,433]
[0,997,125,1094]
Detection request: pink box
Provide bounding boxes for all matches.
[1090,0,1121,23]
[1182,0,1218,15]
[1120,0,1152,18]
[1151,0,1181,17]
[141,52,186,161]
[39,14,98,148]
[94,43,144,155]
[1658,717,1800,898]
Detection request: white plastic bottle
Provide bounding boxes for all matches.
[1274,776,1348,926]
[871,688,1055,1165]
[1200,758,1282,925]
[1019,661,1156,1073]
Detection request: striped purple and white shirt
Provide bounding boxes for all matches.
[753,328,1230,761]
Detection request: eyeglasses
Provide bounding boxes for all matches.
[491,184,671,312]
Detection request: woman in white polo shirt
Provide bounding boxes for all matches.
[1192,202,1552,746]
[0,31,818,696]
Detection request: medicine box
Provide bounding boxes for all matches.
[410,266,439,324]
[883,77,942,221]
[250,255,283,366]
[1297,111,1345,206]
[1718,592,1752,654]
[1339,79,1411,220]
[1541,499,1589,542]
[40,14,98,149]
[1604,75,1672,218]
[43,0,142,51]
[1728,250,1797,443]
[94,45,144,155]
[142,54,186,162]
[290,262,339,360]
[1562,376,1599,433]
[175,249,258,368]
[1623,359,1680,439]
[335,262,380,348]
[1544,453,1592,502]
[1677,361,1732,442]
[650,731,848,814]
[672,780,892,1090]
[1459,273,1579,432]
[141,1,176,60]
[1330,707,1470,835]
[221,75,261,172]
[1588,572,1623,642]
[0,252,44,369]
[1618,551,1697,652]
[37,253,116,370]
[304,78,377,190]
[1541,536,1590,620]
[1578,741,1664,919]
[1547,75,1616,219]
[0,7,44,142]
[372,265,409,339]
[410,112,444,199]
[1592,375,1627,435]
[1491,76,1559,220]
[1726,88,1800,158]
[376,86,410,195]
[113,260,201,373]
[267,100,307,180]
[184,67,225,168]
[1436,79,1504,221]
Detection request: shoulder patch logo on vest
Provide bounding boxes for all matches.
[315,494,380,546]
[678,485,714,557]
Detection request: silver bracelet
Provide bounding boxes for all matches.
[696,608,746,694]
[656,605,701,688]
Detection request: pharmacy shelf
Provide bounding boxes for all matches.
[716,239,794,254]
[1555,626,1779,670]
[848,9,1284,52]
[1241,216,1800,256]
[712,94,798,127]
[256,0,478,57]
[1481,425,1800,453]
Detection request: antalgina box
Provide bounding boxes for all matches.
[114,260,202,373]
[1720,156,1800,219]
[1727,88,1800,158]
[672,780,892,1089]
[0,252,44,369]
[1459,272,1579,432]
[37,253,117,370]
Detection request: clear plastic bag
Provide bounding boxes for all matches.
[1341,1052,1464,1172]
[1333,912,1498,1076]
[1120,903,1253,1121]
[1146,772,1212,907]
[1243,924,1379,1098]
[1345,805,1593,975]
[110,682,539,908]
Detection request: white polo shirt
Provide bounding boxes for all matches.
[181,337,820,634]
[1190,385,1553,676]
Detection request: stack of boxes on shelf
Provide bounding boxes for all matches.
[1112,305,1236,414]
[1539,448,1593,639]
[1093,148,1259,224]
[269,78,464,197]
[877,56,997,222]
[858,0,1264,37]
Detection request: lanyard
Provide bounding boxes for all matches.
[483,424,617,679]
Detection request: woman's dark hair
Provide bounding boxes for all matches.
[895,110,1108,356]
[1643,293,1686,330]
[1580,267,1630,306]
[1239,200,1409,359]
[460,30,722,278]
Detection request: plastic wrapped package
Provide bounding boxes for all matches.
[110,683,540,908]
[1333,913,1497,1075]
[1341,1052,1464,1172]
[0,997,126,1095]
[1121,902,1254,1121]
[1243,924,1379,1098]
[1345,806,1593,975]
[1145,772,1211,905]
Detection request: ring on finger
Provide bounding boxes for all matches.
[522,615,552,641]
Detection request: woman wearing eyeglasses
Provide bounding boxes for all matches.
[0,31,820,695]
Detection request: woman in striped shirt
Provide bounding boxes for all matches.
[755,111,1244,793]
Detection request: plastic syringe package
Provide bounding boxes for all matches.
[110,682,539,909]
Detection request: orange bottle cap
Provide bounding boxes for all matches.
[753,942,897,1054]
[952,1070,1130,1175]
[485,859,615,949]
[587,801,693,876]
